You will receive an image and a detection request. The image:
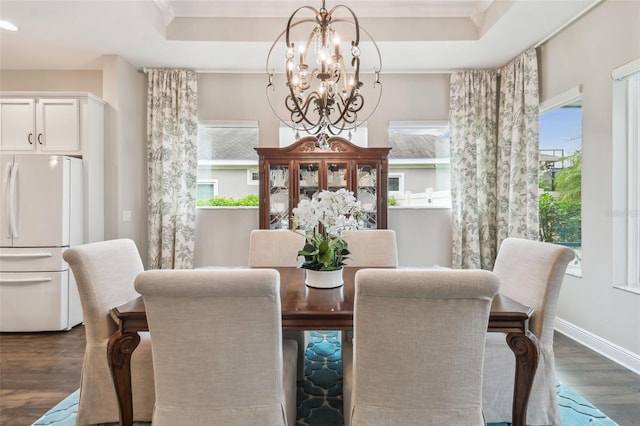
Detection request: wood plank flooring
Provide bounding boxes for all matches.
[0,326,84,426]
[554,332,640,426]
[1,326,639,425]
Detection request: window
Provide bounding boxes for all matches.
[247,169,259,185]
[388,173,405,195]
[387,121,451,207]
[539,88,582,277]
[197,122,259,206]
[197,179,218,200]
[612,58,640,292]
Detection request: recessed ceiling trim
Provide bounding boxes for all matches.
[167,0,483,19]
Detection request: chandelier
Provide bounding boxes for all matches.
[266,0,382,148]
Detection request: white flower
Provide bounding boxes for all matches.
[292,189,363,270]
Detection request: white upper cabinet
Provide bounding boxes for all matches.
[0,97,80,153]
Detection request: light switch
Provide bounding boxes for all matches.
[122,210,132,222]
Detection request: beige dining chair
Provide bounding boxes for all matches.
[62,239,155,425]
[340,229,399,345]
[248,229,306,379]
[341,230,398,267]
[135,268,298,426]
[482,237,575,425]
[343,268,500,426]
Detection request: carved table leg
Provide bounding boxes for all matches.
[107,330,141,426]
[506,331,539,426]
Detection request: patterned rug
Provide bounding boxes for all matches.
[33,331,618,426]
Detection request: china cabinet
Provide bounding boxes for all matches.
[256,136,391,230]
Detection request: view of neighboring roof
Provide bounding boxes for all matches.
[388,133,450,159]
[198,127,259,162]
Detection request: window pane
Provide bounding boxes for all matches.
[387,122,451,207]
[539,103,582,276]
[197,125,259,205]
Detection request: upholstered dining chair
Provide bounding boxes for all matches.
[135,268,298,426]
[343,268,500,426]
[482,237,575,425]
[339,229,399,346]
[248,229,306,379]
[62,239,154,425]
[341,230,398,267]
[248,229,305,268]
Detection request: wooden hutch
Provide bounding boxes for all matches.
[256,135,391,230]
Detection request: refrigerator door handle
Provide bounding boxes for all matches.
[0,252,54,259]
[9,162,19,238]
[2,162,11,237]
[0,277,53,284]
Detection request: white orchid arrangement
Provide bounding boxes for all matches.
[292,189,362,271]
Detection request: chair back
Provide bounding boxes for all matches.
[342,230,398,267]
[348,268,499,425]
[135,268,289,425]
[63,238,144,343]
[248,229,305,267]
[493,237,574,344]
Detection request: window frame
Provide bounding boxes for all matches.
[387,120,451,208]
[247,169,260,185]
[612,58,640,293]
[197,179,219,199]
[388,172,405,196]
[196,121,259,206]
[538,87,583,278]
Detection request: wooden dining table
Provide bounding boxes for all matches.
[108,267,539,426]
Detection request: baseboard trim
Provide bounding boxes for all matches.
[555,317,640,376]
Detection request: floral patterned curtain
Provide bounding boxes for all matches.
[497,49,540,244]
[449,49,539,269]
[146,69,198,269]
[449,69,499,269]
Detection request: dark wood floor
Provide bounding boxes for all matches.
[554,332,640,426]
[1,326,639,426]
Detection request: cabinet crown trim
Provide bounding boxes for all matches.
[1,92,105,104]
[256,136,391,156]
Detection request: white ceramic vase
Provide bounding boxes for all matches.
[304,269,344,289]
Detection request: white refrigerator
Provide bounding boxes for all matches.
[0,154,83,331]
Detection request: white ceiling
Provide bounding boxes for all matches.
[0,0,601,73]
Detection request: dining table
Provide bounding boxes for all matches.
[107,266,539,426]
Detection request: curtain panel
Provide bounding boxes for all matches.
[147,69,198,269]
[449,49,539,269]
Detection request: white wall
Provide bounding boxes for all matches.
[101,56,148,264]
[539,0,640,365]
[0,70,103,95]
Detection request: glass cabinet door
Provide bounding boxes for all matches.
[357,163,377,229]
[298,162,320,202]
[269,164,289,229]
[326,162,349,192]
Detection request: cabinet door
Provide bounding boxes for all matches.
[36,98,80,153]
[0,99,36,152]
[298,161,320,203]
[356,163,378,229]
[326,161,349,192]
[269,163,290,229]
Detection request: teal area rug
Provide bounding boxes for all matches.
[33,331,618,426]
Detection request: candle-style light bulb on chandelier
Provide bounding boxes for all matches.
[267,0,382,149]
